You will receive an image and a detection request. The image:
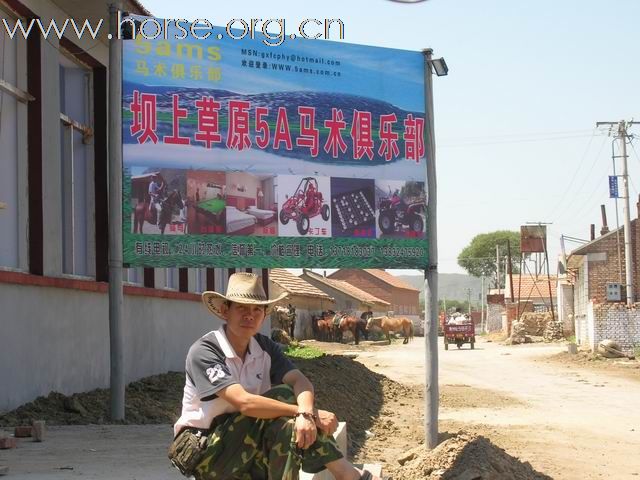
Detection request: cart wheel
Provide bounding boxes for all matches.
[321,204,330,221]
[444,341,448,350]
[279,209,290,225]
[297,214,310,235]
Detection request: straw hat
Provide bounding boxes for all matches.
[202,272,288,319]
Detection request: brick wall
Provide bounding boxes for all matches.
[329,270,420,315]
[589,302,640,355]
[578,217,639,303]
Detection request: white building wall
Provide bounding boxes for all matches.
[0,282,265,412]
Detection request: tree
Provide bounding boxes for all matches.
[457,230,520,288]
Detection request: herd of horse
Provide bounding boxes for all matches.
[312,310,414,345]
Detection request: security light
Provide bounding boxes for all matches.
[430,57,449,77]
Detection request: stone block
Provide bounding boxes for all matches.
[14,426,31,438]
[0,437,17,449]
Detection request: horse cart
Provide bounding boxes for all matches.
[443,323,475,350]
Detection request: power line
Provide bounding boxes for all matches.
[552,135,609,223]
[439,128,595,142]
[544,128,597,220]
[440,133,599,148]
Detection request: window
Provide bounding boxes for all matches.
[0,6,26,269]
[165,267,179,290]
[59,50,94,276]
[194,268,207,293]
[125,267,144,285]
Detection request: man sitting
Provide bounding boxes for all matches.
[172,273,381,480]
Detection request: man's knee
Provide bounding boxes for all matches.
[262,384,296,404]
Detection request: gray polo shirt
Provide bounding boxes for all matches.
[174,327,296,436]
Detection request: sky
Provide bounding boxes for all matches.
[143,0,640,276]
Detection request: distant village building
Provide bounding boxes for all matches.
[328,269,420,316]
[268,269,334,340]
[300,270,390,317]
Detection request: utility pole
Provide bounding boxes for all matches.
[481,275,485,332]
[496,245,500,293]
[507,240,515,302]
[466,288,472,314]
[597,120,639,305]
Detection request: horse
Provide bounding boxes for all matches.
[335,314,368,345]
[312,310,337,342]
[272,305,296,338]
[366,315,414,344]
[133,190,184,234]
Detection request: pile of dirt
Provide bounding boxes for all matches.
[386,431,552,480]
[0,354,413,457]
[0,372,186,426]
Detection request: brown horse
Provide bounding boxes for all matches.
[367,316,414,344]
[312,311,336,342]
[133,190,184,234]
[335,314,368,345]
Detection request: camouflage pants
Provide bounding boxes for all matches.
[193,384,343,480]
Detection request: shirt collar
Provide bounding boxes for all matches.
[214,327,262,360]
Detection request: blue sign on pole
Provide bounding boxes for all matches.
[609,176,619,198]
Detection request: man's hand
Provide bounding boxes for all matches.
[314,409,338,435]
[294,414,317,449]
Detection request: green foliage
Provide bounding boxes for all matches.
[457,230,521,287]
[401,181,425,200]
[284,343,325,360]
[439,299,471,313]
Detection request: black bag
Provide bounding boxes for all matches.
[168,428,209,477]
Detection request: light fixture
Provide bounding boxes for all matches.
[257,189,264,198]
[430,57,448,77]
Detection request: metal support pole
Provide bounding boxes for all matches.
[423,48,439,449]
[108,2,125,421]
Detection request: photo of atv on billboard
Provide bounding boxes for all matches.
[122,17,429,268]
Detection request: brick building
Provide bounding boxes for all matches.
[300,270,390,317]
[328,269,420,316]
[505,274,557,312]
[563,199,640,354]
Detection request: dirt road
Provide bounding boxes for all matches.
[344,337,640,479]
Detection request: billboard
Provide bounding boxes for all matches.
[122,20,429,268]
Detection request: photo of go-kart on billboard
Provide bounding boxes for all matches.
[374,180,426,238]
[277,175,332,237]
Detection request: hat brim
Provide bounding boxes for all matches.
[202,291,289,319]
